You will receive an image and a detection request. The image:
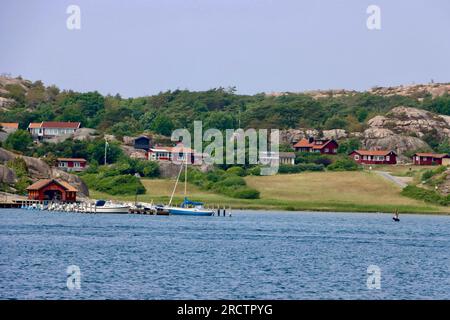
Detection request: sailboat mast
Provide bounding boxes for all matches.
[184,152,188,195]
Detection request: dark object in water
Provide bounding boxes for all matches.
[393,217,400,222]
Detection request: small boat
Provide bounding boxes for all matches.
[165,155,214,217]
[94,200,130,214]
[167,198,214,216]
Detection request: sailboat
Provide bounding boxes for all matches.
[165,154,214,216]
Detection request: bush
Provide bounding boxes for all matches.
[226,166,246,176]
[278,163,324,174]
[186,168,260,199]
[327,158,360,171]
[4,130,33,153]
[247,166,261,176]
[217,176,246,187]
[421,166,447,182]
[401,185,449,206]
[230,187,260,199]
[81,173,145,195]
[6,157,28,177]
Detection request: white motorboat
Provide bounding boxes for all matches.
[94,200,130,214]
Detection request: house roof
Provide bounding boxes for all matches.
[293,138,312,148]
[293,138,335,149]
[26,179,78,192]
[351,150,396,156]
[413,153,449,159]
[28,122,41,129]
[0,122,19,129]
[41,121,80,129]
[57,158,87,162]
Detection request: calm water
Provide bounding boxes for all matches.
[0,209,449,299]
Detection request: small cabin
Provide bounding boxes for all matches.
[134,136,151,151]
[57,158,87,172]
[27,121,80,140]
[293,137,338,155]
[412,153,449,165]
[349,150,397,165]
[26,179,78,202]
[148,144,201,164]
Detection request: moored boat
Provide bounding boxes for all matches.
[167,198,214,216]
[94,200,130,214]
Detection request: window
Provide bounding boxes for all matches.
[324,148,329,153]
[386,156,390,161]
[354,155,360,160]
[74,162,81,168]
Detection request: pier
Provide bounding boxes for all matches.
[0,196,232,217]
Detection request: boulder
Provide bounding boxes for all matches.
[322,129,347,140]
[0,165,17,184]
[363,135,431,161]
[50,169,89,197]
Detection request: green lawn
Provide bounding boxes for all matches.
[89,171,449,214]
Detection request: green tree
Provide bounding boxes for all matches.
[4,130,33,153]
[150,114,174,136]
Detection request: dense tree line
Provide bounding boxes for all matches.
[2,80,449,139]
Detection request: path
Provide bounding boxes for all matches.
[374,171,409,189]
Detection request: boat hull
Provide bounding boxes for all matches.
[94,206,130,214]
[168,207,214,216]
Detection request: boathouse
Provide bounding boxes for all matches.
[349,150,397,165]
[293,137,338,155]
[412,153,450,165]
[26,179,78,202]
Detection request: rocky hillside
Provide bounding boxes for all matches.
[268,83,449,99]
[0,147,89,197]
[281,106,450,162]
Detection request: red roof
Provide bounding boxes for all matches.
[28,122,41,129]
[413,153,449,159]
[26,179,78,192]
[351,150,396,156]
[293,138,334,149]
[0,122,19,129]
[57,158,87,162]
[41,121,80,129]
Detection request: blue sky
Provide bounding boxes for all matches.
[1,0,449,97]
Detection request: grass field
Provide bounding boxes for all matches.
[89,170,449,214]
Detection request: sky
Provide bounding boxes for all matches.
[0,0,449,97]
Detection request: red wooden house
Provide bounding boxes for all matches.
[57,158,87,172]
[349,150,397,165]
[26,179,78,202]
[293,137,338,155]
[412,153,449,165]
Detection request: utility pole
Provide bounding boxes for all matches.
[104,137,109,165]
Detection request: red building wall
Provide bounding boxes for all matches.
[28,182,76,202]
[412,157,443,165]
[350,152,397,165]
[319,141,339,155]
